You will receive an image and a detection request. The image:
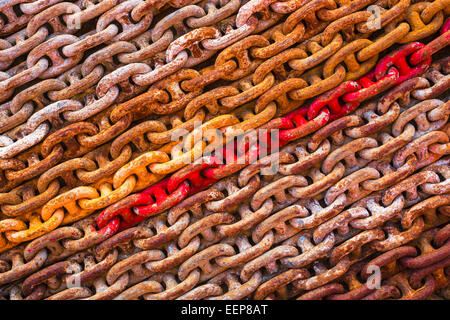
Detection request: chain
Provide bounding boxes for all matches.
[2,0,448,251]
[0,0,287,184]
[0,0,448,300]
[0,63,448,298]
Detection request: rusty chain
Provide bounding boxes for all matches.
[0,69,448,299]
[1,0,449,252]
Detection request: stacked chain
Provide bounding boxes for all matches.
[0,0,449,299]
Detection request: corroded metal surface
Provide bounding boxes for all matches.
[0,0,448,300]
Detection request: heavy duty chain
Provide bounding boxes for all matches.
[0,0,448,300]
[1,0,449,252]
[0,64,448,298]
